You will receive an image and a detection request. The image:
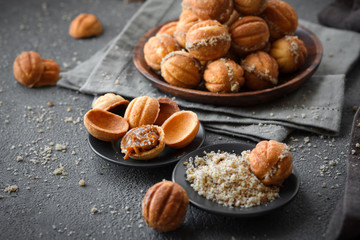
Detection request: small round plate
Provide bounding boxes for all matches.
[133,21,322,106]
[172,143,300,217]
[88,123,205,168]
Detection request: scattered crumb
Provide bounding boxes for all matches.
[79,179,86,187]
[91,207,99,214]
[4,185,19,193]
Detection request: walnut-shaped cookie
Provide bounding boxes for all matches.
[156,21,178,37]
[174,10,200,48]
[161,51,201,89]
[142,181,189,232]
[121,125,165,160]
[249,140,293,185]
[241,51,279,90]
[69,13,103,38]
[270,35,308,73]
[144,34,180,71]
[261,0,298,41]
[203,58,245,93]
[234,0,267,16]
[124,96,160,129]
[230,16,269,56]
[191,0,233,23]
[186,20,231,61]
[13,51,44,88]
[33,59,61,87]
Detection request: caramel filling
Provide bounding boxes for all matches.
[122,125,160,159]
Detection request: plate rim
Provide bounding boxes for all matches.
[133,20,323,106]
[87,123,206,168]
[172,142,300,217]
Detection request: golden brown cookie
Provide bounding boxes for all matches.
[69,13,103,38]
[13,51,44,88]
[233,0,267,16]
[230,16,270,56]
[161,51,201,89]
[249,140,293,185]
[191,0,233,23]
[120,125,165,160]
[142,181,189,232]
[144,34,180,71]
[261,0,298,41]
[33,59,61,87]
[203,58,245,93]
[241,51,279,90]
[270,35,308,73]
[174,10,200,48]
[156,21,178,37]
[185,20,231,61]
[124,96,160,129]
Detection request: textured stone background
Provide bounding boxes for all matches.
[1,0,359,239]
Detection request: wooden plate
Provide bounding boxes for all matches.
[133,21,322,106]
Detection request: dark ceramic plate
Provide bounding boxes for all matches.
[88,123,205,168]
[172,143,300,217]
[133,21,322,106]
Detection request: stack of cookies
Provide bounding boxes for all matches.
[143,0,308,93]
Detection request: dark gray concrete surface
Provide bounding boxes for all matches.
[1,0,359,239]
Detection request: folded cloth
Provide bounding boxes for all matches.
[58,0,360,142]
[318,0,360,32]
[325,108,360,240]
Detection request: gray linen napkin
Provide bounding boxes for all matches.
[58,0,360,142]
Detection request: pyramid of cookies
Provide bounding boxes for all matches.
[143,0,308,93]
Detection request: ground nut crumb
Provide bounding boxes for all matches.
[79,179,86,187]
[185,150,279,208]
[4,185,19,193]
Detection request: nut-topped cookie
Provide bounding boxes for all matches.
[161,51,201,89]
[270,35,308,73]
[249,140,293,185]
[185,20,231,61]
[203,58,245,93]
[241,51,279,90]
